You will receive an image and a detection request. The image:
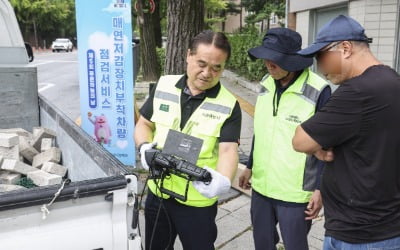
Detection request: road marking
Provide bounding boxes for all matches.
[38,83,55,92]
[31,60,78,67]
[30,60,54,67]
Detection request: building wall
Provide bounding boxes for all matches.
[223,7,247,33]
[349,0,399,66]
[296,11,312,48]
[292,0,400,69]
[290,0,348,12]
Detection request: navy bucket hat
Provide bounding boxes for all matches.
[248,28,313,72]
[298,15,370,56]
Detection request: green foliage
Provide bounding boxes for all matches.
[10,0,76,47]
[227,27,267,81]
[156,47,166,74]
[205,0,228,12]
[242,0,285,26]
[205,0,228,29]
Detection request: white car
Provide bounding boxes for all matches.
[51,38,73,52]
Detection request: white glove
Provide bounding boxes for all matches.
[193,167,231,198]
[139,142,157,170]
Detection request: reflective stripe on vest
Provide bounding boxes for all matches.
[252,69,327,203]
[148,75,237,207]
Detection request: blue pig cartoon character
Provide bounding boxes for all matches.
[88,112,112,145]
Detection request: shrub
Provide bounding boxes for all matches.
[156,47,166,74]
[227,27,268,81]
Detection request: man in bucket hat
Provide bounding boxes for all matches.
[293,15,400,249]
[239,27,331,250]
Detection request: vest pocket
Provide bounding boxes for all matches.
[151,113,175,127]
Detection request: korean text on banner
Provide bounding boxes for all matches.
[75,0,135,165]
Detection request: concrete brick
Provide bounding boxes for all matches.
[0,133,19,147]
[31,127,56,151]
[42,162,67,177]
[32,147,61,168]
[0,171,21,185]
[0,128,31,138]
[18,136,39,163]
[1,159,37,175]
[0,184,26,192]
[0,145,19,160]
[27,170,62,186]
[32,127,41,138]
[40,138,53,152]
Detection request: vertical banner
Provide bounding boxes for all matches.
[76,0,135,165]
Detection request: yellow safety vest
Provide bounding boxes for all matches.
[252,69,327,203]
[148,75,237,207]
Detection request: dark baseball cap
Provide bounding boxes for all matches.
[298,15,370,56]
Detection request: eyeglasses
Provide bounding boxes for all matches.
[316,41,342,60]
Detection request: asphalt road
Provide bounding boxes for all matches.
[31,50,80,121]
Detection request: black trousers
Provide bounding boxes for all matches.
[145,191,218,250]
[251,190,312,250]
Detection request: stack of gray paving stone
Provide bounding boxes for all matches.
[0,127,67,192]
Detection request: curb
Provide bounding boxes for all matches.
[222,70,260,93]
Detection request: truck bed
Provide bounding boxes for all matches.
[0,94,140,250]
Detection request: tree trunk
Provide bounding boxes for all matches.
[137,0,160,81]
[165,0,204,75]
[239,5,242,31]
[33,19,38,49]
[152,0,162,48]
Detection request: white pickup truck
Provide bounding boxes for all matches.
[0,1,141,249]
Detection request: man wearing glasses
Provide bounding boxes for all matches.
[293,15,400,249]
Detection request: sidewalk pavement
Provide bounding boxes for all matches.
[134,70,325,249]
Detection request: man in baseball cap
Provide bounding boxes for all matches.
[239,28,331,250]
[298,14,371,56]
[293,15,400,249]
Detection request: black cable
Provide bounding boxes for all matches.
[137,174,150,250]
[148,169,174,250]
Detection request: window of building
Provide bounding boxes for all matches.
[310,5,348,44]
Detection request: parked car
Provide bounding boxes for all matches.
[51,38,73,52]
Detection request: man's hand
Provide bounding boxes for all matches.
[139,142,157,170]
[305,190,323,220]
[193,167,231,198]
[238,168,252,190]
[314,149,334,162]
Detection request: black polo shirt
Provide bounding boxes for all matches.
[140,75,241,143]
[301,65,400,243]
